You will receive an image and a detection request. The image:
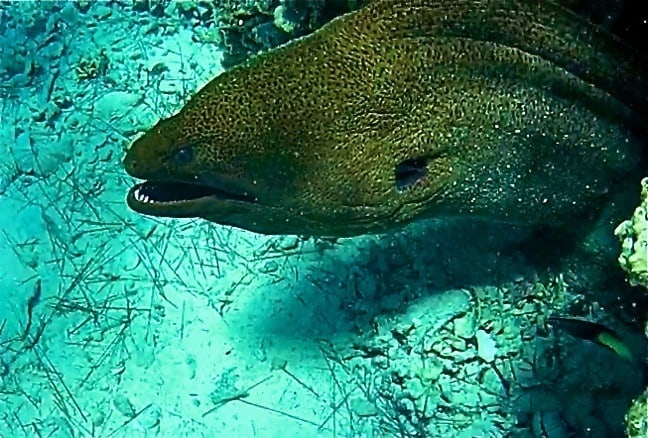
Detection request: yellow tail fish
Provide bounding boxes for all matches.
[547,316,634,361]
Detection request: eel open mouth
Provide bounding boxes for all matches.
[127,180,257,213]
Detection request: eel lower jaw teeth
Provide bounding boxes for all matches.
[130,181,257,205]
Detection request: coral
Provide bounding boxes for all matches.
[174,1,366,69]
[75,49,110,81]
[616,178,648,438]
[626,388,648,438]
[615,178,648,288]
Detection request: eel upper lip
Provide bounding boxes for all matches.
[128,180,258,206]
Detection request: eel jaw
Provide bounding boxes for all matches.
[126,180,257,217]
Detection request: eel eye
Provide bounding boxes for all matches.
[171,145,194,165]
[395,158,428,191]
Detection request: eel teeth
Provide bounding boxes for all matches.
[134,187,152,203]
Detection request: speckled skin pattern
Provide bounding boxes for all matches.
[124,0,647,236]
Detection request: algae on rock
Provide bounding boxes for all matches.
[615,178,648,288]
[626,387,648,438]
[616,177,648,438]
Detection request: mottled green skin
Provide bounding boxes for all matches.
[124,0,647,236]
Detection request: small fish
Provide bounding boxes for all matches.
[547,316,633,362]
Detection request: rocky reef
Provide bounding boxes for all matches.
[615,178,648,438]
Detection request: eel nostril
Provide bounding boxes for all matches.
[124,155,138,174]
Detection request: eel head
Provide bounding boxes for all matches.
[124,6,455,237]
[123,77,446,237]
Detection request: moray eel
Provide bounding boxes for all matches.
[124,0,647,236]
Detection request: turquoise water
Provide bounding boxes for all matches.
[1,1,646,437]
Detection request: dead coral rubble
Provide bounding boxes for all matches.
[171,0,366,68]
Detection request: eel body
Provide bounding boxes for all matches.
[124,0,647,236]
